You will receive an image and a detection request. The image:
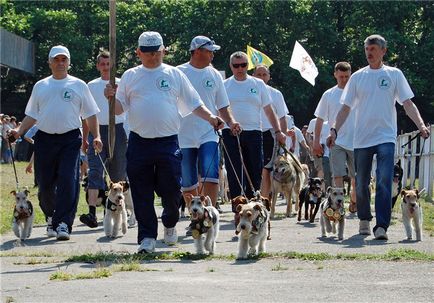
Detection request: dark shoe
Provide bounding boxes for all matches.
[79,213,98,228]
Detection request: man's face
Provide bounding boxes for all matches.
[252,66,270,84]
[334,70,351,88]
[96,57,110,78]
[365,44,386,66]
[197,48,214,65]
[136,49,164,68]
[230,56,248,80]
[49,55,69,75]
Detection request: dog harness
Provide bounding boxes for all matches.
[106,198,118,212]
[251,206,268,235]
[190,207,217,239]
[13,201,33,221]
[323,198,345,222]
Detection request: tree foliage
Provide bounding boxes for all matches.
[1,0,433,131]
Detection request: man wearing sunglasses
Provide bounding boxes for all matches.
[105,31,224,254]
[223,51,286,202]
[177,36,241,214]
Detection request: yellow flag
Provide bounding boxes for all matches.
[246,45,273,70]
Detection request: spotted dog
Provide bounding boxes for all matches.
[11,189,34,241]
[184,194,220,254]
[401,189,423,241]
[298,178,324,223]
[319,187,345,240]
[236,202,269,259]
[103,182,128,238]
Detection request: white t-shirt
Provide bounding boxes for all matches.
[88,77,125,125]
[25,75,99,134]
[261,85,288,131]
[224,75,271,131]
[177,63,229,148]
[307,118,330,157]
[116,63,203,139]
[314,85,355,150]
[341,65,414,148]
[286,125,305,158]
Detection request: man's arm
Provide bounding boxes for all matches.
[193,104,224,130]
[403,99,430,138]
[328,104,351,147]
[313,118,324,156]
[263,104,286,144]
[279,116,288,135]
[218,106,241,135]
[104,84,124,115]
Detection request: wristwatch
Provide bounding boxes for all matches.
[330,128,338,138]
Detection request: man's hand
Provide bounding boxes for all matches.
[313,141,324,157]
[104,83,118,99]
[419,124,430,139]
[92,136,103,153]
[229,121,242,136]
[7,128,21,143]
[82,138,89,154]
[275,131,286,145]
[326,131,336,148]
[25,163,33,174]
[209,115,225,131]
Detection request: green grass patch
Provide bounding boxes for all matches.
[49,267,112,281]
[0,251,60,258]
[114,261,159,272]
[13,257,61,265]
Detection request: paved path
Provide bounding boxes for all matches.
[1,199,433,302]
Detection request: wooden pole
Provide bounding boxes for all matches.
[108,0,116,159]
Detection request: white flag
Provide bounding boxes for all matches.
[289,41,319,86]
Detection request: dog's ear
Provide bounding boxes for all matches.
[184,193,193,204]
[24,189,30,196]
[401,190,407,197]
[236,204,243,213]
[109,181,114,189]
[261,197,271,211]
[10,190,17,196]
[415,189,419,199]
[120,181,129,192]
[253,203,262,211]
[327,186,332,194]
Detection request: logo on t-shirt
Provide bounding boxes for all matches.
[62,89,74,101]
[250,88,257,94]
[203,78,215,89]
[156,77,171,91]
[377,76,391,90]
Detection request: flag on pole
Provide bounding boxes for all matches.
[289,41,318,86]
[246,45,273,70]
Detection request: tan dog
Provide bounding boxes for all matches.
[103,182,128,238]
[400,189,423,241]
[319,187,345,240]
[236,202,269,259]
[11,189,34,241]
[271,152,305,218]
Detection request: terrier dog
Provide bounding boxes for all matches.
[184,194,220,254]
[271,152,305,218]
[319,187,345,240]
[392,160,404,209]
[400,189,423,241]
[298,178,324,223]
[103,182,128,238]
[11,189,34,241]
[236,202,270,259]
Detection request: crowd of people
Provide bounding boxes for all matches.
[7,32,429,252]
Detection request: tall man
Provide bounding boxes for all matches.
[252,64,289,199]
[313,62,357,212]
[9,45,102,241]
[177,36,240,211]
[329,35,429,240]
[105,31,224,253]
[80,50,127,228]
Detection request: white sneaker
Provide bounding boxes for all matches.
[46,217,57,238]
[164,227,178,246]
[359,220,371,235]
[138,238,156,253]
[374,227,388,240]
[56,222,70,241]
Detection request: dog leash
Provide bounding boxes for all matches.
[235,134,260,198]
[7,138,20,191]
[95,151,113,184]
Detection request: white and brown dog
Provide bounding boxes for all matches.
[319,187,345,240]
[401,189,423,241]
[103,182,128,238]
[11,189,34,241]
[185,194,220,255]
[271,152,305,218]
[236,202,269,259]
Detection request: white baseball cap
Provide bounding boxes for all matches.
[48,45,70,59]
[138,31,165,52]
[189,36,221,52]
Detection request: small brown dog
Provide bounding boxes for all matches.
[103,182,128,238]
[11,189,34,241]
[400,189,423,241]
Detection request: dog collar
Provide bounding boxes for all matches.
[190,209,217,239]
[324,206,345,222]
[106,198,118,212]
[13,201,33,221]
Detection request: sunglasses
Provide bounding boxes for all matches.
[198,40,215,49]
[232,62,248,68]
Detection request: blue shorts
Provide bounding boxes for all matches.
[181,141,219,191]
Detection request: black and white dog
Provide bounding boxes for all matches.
[391,160,403,209]
[298,178,324,223]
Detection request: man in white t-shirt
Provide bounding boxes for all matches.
[79,50,128,228]
[105,31,224,254]
[314,62,357,212]
[223,51,286,202]
[252,64,289,199]
[9,45,102,241]
[178,36,240,213]
[329,35,430,240]
[286,115,309,159]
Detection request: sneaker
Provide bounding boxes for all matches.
[46,217,57,238]
[79,213,98,228]
[374,227,388,240]
[138,238,156,253]
[359,220,371,235]
[56,222,70,241]
[163,227,178,246]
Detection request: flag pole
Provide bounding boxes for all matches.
[108,0,116,159]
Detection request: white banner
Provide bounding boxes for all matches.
[289,41,319,86]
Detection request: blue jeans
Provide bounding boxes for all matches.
[127,132,182,244]
[354,142,395,232]
[181,141,219,191]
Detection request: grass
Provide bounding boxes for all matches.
[49,267,112,281]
